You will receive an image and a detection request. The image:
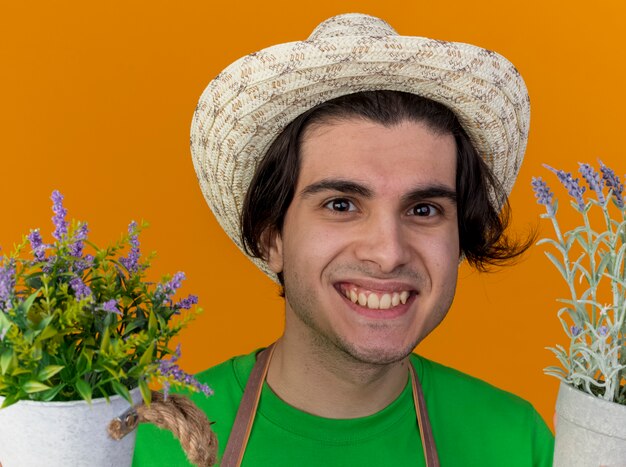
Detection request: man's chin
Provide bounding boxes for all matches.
[337,340,417,366]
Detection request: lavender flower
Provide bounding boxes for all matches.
[27,229,48,262]
[51,190,68,240]
[119,221,140,273]
[571,325,582,337]
[599,160,624,208]
[42,255,56,274]
[544,164,586,210]
[69,223,89,258]
[531,177,555,216]
[598,326,609,337]
[157,344,213,400]
[156,272,186,305]
[578,163,605,205]
[69,276,92,300]
[99,298,122,316]
[0,260,16,311]
[74,254,94,275]
[174,294,198,311]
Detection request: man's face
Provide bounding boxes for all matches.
[267,118,460,365]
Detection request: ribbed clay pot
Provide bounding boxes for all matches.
[554,382,626,466]
[0,388,142,467]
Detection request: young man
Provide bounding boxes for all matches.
[134,13,554,466]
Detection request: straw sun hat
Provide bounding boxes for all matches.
[190,13,530,281]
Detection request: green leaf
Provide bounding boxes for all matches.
[36,314,54,332]
[11,367,30,376]
[75,379,92,404]
[138,378,151,406]
[37,365,64,381]
[25,274,43,289]
[111,380,132,404]
[544,251,568,281]
[22,380,51,394]
[0,311,12,334]
[536,238,566,255]
[100,328,110,353]
[76,352,92,375]
[613,242,626,275]
[37,325,58,341]
[18,289,41,315]
[139,341,155,367]
[123,319,142,335]
[0,350,13,375]
[1,394,21,408]
[40,384,65,401]
[127,364,142,379]
[148,310,157,336]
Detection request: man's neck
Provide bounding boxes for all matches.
[265,333,410,419]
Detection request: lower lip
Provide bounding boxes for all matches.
[337,290,415,320]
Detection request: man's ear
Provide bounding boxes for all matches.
[262,228,284,274]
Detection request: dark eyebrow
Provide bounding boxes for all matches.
[300,179,373,198]
[402,185,457,205]
[299,178,456,205]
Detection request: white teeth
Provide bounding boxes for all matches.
[358,293,367,306]
[350,289,358,303]
[342,286,412,310]
[391,293,400,307]
[367,294,379,309]
[400,291,410,305]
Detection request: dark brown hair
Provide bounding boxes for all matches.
[241,91,532,284]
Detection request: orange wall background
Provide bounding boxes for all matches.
[2,0,625,429]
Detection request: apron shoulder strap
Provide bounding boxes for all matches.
[221,343,276,467]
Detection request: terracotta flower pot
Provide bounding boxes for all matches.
[0,388,142,467]
[554,382,626,466]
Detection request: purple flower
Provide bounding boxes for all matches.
[156,272,186,303]
[74,254,94,275]
[27,229,48,262]
[157,344,213,400]
[69,276,92,299]
[51,190,68,241]
[544,164,586,210]
[100,299,121,316]
[174,294,198,311]
[571,325,582,337]
[69,223,89,258]
[578,163,605,205]
[531,177,555,216]
[598,326,609,337]
[599,160,624,208]
[119,221,140,273]
[42,255,56,274]
[0,260,16,312]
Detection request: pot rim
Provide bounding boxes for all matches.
[0,386,141,408]
[558,381,626,409]
[557,381,626,440]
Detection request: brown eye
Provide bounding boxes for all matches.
[409,204,439,217]
[324,199,355,212]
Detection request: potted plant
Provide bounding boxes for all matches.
[532,162,626,466]
[0,191,214,466]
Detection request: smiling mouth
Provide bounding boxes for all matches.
[337,284,414,310]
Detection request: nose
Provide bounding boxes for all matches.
[353,212,412,274]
